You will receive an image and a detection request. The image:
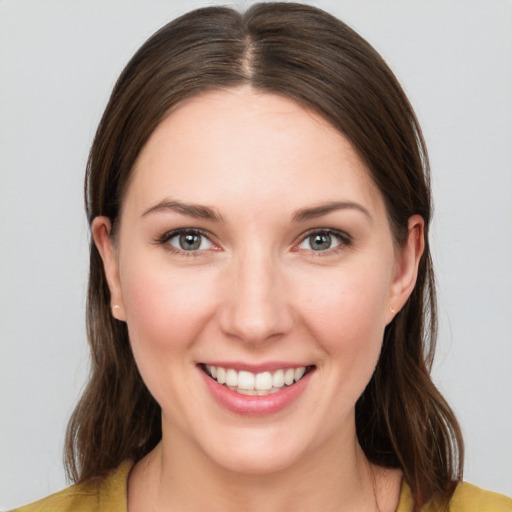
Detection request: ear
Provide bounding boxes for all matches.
[386,215,425,324]
[91,216,126,322]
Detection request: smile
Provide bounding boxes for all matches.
[202,364,314,396]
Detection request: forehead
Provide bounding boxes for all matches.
[125,87,385,219]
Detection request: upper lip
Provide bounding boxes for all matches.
[199,361,314,373]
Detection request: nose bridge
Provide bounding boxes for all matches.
[220,243,292,343]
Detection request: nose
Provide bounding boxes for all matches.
[218,248,294,345]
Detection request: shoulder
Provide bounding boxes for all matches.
[447,482,512,512]
[10,480,101,512]
[398,480,512,512]
[10,460,133,512]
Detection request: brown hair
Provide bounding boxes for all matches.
[66,3,463,509]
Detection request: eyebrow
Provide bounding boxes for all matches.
[292,201,372,222]
[141,199,370,223]
[141,199,223,222]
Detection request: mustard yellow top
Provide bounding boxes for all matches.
[11,459,512,512]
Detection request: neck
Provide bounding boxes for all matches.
[128,420,393,512]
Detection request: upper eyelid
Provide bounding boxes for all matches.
[158,227,214,243]
[290,228,353,257]
[156,228,218,257]
[155,228,217,253]
[296,227,352,244]
[156,227,352,250]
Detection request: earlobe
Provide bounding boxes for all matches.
[91,216,126,322]
[387,215,425,323]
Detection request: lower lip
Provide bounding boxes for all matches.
[200,368,313,416]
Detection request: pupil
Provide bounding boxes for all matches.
[311,233,331,250]
[180,233,201,250]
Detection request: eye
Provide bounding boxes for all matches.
[297,230,349,252]
[164,229,214,252]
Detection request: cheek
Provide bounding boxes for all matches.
[118,254,223,418]
[120,255,219,356]
[290,261,393,423]
[292,257,392,364]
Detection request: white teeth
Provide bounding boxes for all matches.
[238,371,255,390]
[238,388,256,396]
[255,371,272,390]
[272,369,285,388]
[216,367,226,384]
[284,368,295,385]
[294,367,305,381]
[205,364,310,395]
[226,369,238,387]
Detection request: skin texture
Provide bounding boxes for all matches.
[93,87,424,511]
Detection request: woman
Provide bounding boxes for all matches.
[12,3,512,511]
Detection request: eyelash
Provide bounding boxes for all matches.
[155,228,352,257]
[155,228,217,257]
[296,228,353,256]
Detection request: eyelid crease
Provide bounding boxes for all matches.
[298,227,353,244]
[154,227,352,258]
[155,227,209,243]
[293,227,353,255]
[155,227,220,256]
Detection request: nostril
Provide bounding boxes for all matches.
[219,311,294,345]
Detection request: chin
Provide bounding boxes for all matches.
[205,435,308,476]
[188,411,344,478]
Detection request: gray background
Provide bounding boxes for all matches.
[1,0,511,509]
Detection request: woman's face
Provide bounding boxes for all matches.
[94,87,422,474]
